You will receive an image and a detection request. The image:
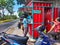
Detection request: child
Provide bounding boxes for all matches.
[48,17,60,40]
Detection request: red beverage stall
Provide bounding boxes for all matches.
[28,1,59,39]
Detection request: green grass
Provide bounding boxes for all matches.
[0,19,14,24]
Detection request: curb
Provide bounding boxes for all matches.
[0,19,18,26]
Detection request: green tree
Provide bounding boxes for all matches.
[3,15,17,20]
[0,0,7,6]
[0,0,7,18]
[11,15,17,19]
[6,0,15,14]
[16,0,25,5]
[18,11,24,17]
[16,0,25,17]
[0,0,15,19]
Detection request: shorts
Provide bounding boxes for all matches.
[24,27,28,36]
[24,27,28,32]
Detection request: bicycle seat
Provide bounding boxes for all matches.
[4,34,29,44]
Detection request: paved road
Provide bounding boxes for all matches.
[0,20,18,33]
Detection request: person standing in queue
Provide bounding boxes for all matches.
[23,12,28,37]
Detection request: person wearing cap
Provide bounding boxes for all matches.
[22,12,28,37]
[23,11,33,36]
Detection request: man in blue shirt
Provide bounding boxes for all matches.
[27,11,33,24]
[23,11,32,36]
[23,12,28,36]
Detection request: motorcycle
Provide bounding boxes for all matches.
[0,25,58,45]
[35,25,57,45]
[0,32,29,45]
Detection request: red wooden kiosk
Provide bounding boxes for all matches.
[28,1,59,39]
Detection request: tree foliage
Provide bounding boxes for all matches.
[18,11,24,17]
[6,0,15,14]
[0,0,7,7]
[0,15,17,20]
[0,0,15,14]
[16,0,25,5]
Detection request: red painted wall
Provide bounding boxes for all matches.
[54,8,59,21]
[44,8,52,32]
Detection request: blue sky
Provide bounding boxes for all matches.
[13,0,24,12]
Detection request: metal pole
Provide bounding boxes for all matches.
[32,0,34,39]
[42,7,44,25]
[51,4,54,25]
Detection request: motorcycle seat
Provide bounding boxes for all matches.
[4,34,29,44]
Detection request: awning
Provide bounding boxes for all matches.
[27,1,32,7]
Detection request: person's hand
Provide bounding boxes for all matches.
[47,30,51,34]
[47,31,50,34]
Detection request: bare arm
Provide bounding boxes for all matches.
[48,24,55,33]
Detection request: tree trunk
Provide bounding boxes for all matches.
[2,8,5,19]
